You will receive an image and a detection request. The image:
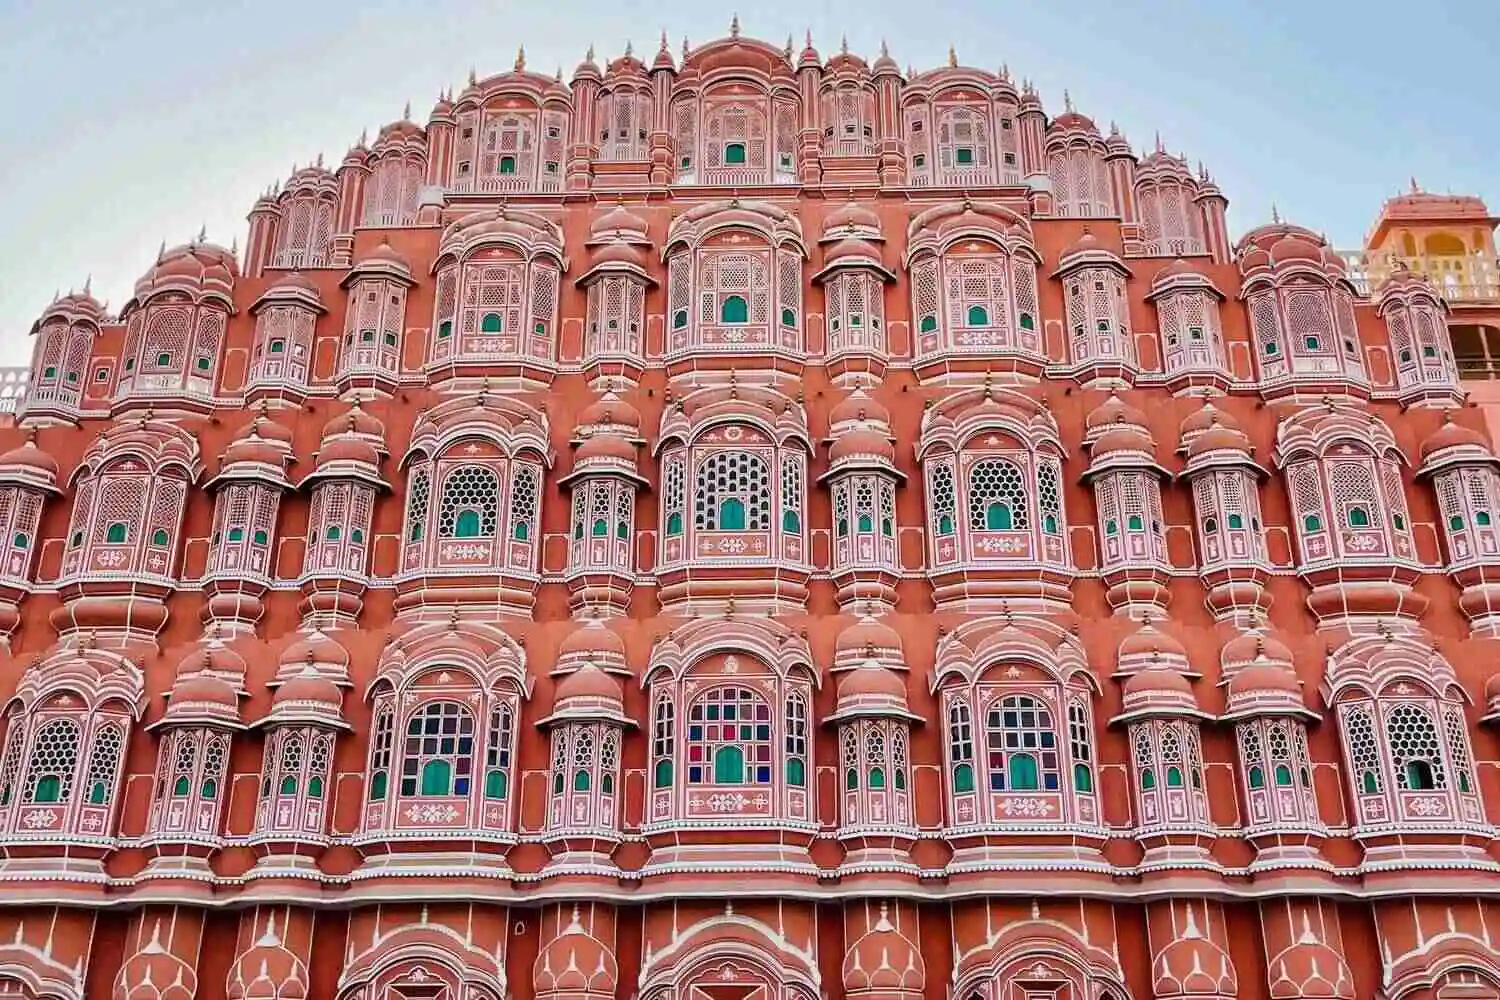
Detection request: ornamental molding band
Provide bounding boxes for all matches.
[3,19,1500,1000]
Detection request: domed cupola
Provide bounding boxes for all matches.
[20,284,106,425]
[263,666,346,731]
[562,391,648,616]
[1219,623,1324,860]
[1417,412,1500,635]
[1053,229,1137,383]
[841,902,925,1000]
[335,239,415,397]
[274,628,351,686]
[1116,616,1194,678]
[201,408,298,635]
[117,238,238,413]
[1237,220,1369,399]
[578,201,654,384]
[833,611,905,673]
[1375,262,1463,405]
[1082,392,1172,616]
[1113,660,1214,864]
[245,271,325,406]
[296,401,389,628]
[816,202,897,382]
[1044,93,1114,217]
[537,659,630,867]
[554,616,630,677]
[1177,400,1273,623]
[1146,257,1230,390]
[823,386,904,610]
[830,659,920,866]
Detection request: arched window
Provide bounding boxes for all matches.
[967,458,1028,532]
[485,703,514,800]
[437,466,500,538]
[1387,703,1446,791]
[985,695,1060,791]
[1068,700,1094,793]
[652,695,675,788]
[721,295,749,324]
[785,692,808,787]
[499,156,517,175]
[967,305,990,326]
[694,451,770,531]
[949,699,975,794]
[724,142,747,165]
[920,315,937,333]
[509,465,539,542]
[25,719,80,805]
[401,702,475,797]
[688,687,771,786]
[1348,506,1370,528]
[106,523,127,544]
[481,313,503,333]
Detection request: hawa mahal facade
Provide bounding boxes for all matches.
[4,22,1500,1000]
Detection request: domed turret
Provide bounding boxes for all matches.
[0,428,61,493]
[834,613,905,672]
[264,665,347,728]
[1118,667,1202,721]
[833,662,913,720]
[1117,619,1193,677]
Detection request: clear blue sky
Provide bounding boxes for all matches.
[0,0,1494,364]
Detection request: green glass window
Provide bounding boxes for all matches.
[713,744,745,784]
[781,308,796,326]
[228,527,244,542]
[938,513,954,536]
[1348,507,1370,528]
[481,313,503,333]
[868,766,885,789]
[673,309,688,329]
[573,770,590,792]
[666,512,683,536]
[1140,768,1156,790]
[369,772,388,800]
[11,533,26,549]
[720,295,749,323]
[280,774,297,796]
[1227,513,1244,529]
[986,503,1013,530]
[106,523,127,544]
[499,156,517,174]
[253,530,268,545]
[1274,764,1293,787]
[308,776,324,799]
[724,142,747,164]
[1073,763,1092,792]
[270,339,285,353]
[955,147,974,165]
[1248,766,1265,789]
[1405,760,1434,790]
[720,498,746,530]
[1361,770,1379,794]
[1304,513,1322,532]
[654,758,673,788]
[420,759,452,796]
[591,519,608,537]
[455,510,481,538]
[966,305,989,326]
[1019,313,1035,331]
[786,757,805,787]
[151,528,169,546]
[438,321,453,339]
[89,780,108,804]
[34,775,61,803]
[513,521,529,541]
[156,353,172,367]
[1008,753,1039,791]
[846,768,858,790]
[953,762,975,793]
[173,776,190,796]
[1166,766,1184,788]
[919,315,937,333]
[782,509,800,532]
[1127,515,1144,531]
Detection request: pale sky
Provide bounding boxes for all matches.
[0,0,1495,365]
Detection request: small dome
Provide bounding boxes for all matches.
[1119,622,1188,663]
[556,618,629,675]
[1483,672,1500,722]
[829,386,891,428]
[825,200,881,236]
[1123,667,1194,697]
[1178,400,1240,444]
[1153,257,1207,285]
[1187,425,1253,460]
[591,202,650,240]
[315,435,383,470]
[1227,662,1301,698]
[279,630,349,671]
[829,427,897,464]
[1091,425,1157,459]
[577,392,642,436]
[1420,415,1491,461]
[835,662,911,718]
[834,614,904,672]
[361,241,410,268]
[168,674,239,708]
[555,661,624,707]
[823,236,885,267]
[575,433,637,462]
[0,430,59,480]
[234,410,295,447]
[321,401,385,441]
[1221,628,1295,675]
[588,240,648,270]
[273,670,343,708]
[1269,234,1323,265]
[1062,228,1105,258]
[842,907,924,993]
[1050,110,1099,135]
[1085,391,1148,436]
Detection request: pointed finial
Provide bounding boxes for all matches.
[881,39,889,58]
[683,36,690,58]
[555,66,563,83]
[1271,203,1281,224]
[1410,176,1420,194]
[841,35,849,55]
[468,66,477,86]
[659,30,670,53]
[196,222,207,242]
[83,274,92,295]
[1154,130,1164,153]
[403,100,411,120]
[785,35,794,59]
[1063,89,1074,112]
[586,43,595,63]
[359,126,368,146]
[515,45,526,71]
[624,39,633,58]
[947,45,958,68]
[730,13,740,38]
